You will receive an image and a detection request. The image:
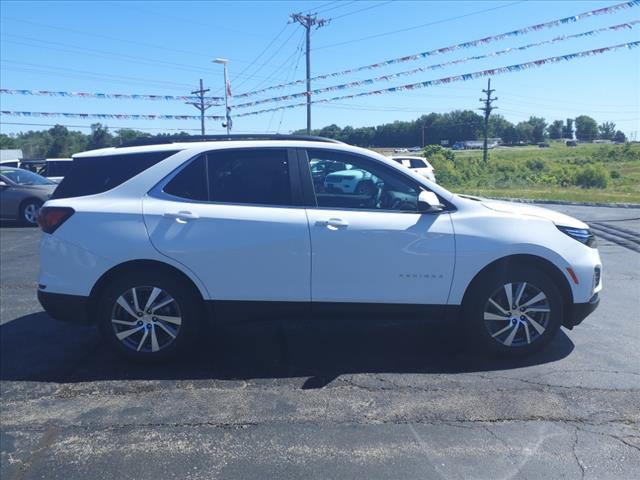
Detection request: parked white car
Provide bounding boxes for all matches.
[21,158,73,183]
[37,135,601,361]
[391,156,436,183]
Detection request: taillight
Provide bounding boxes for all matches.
[37,207,74,234]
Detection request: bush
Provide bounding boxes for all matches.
[423,145,455,162]
[610,170,621,179]
[574,164,609,188]
[526,159,545,171]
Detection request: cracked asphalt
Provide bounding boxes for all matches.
[1,204,639,479]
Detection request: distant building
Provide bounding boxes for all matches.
[0,149,23,162]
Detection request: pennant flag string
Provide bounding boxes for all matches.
[0,112,225,121]
[0,89,223,103]
[234,41,640,118]
[2,41,637,122]
[232,21,640,110]
[234,0,640,98]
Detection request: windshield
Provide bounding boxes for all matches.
[0,168,55,186]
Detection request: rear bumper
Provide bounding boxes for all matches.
[565,293,600,329]
[37,289,92,324]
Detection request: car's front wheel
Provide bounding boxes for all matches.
[97,271,201,361]
[20,199,43,225]
[465,265,563,356]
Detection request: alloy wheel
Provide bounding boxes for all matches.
[110,286,182,353]
[483,282,550,347]
[23,203,40,224]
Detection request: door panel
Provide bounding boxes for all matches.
[143,148,311,302]
[144,199,311,301]
[306,209,455,304]
[0,182,21,218]
[302,148,455,305]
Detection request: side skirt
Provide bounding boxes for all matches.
[205,300,460,325]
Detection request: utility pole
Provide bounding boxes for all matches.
[290,12,329,135]
[186,79,212,136]
[479,78,497,162]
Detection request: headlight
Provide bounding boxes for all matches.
[557,225,597,248]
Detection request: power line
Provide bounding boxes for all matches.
[231,20,640,110]
[235,1,639,97]
[229,24,292,89]
[1,16,220,60]
[0,60,194,90]
[308,1,355,15]
[314,1,526,49]
[1,36,302,85]
[244,30,306,93]
[331,1,395,20]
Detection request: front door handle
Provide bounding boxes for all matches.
[163,211,199,223]
[316,218,349,230]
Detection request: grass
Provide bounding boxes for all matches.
[424,142,640,204]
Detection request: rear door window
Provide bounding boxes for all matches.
[207,149,291,206]
[409,159,427,168]
[52,150,179,199]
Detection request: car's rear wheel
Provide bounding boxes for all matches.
[465,265,563,356]
[97,271,201,361]
[20,199,43,225]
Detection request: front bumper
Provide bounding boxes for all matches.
[38,289,92,323]
[565,293,600,329]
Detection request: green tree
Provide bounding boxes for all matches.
[0,134,17,149]
[526,116,547,143]
[613,130,627,143]
[598,121,616,140]
[488,115,514,141]
[548,120,564,140]
[113,128,150,146]
[574,115,598,142]
[318,124,342,140]
[47,125,70,157]
[562,118,574,139]
[501,126,518,145]
[516,122,534,144]
[87,123,113,150]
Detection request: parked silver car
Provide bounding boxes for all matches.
[0,167,57,225]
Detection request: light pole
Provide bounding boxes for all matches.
[213,58,231,135]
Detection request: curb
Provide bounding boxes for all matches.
[486,197,640,209]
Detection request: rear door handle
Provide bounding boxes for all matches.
[316,218,349,230]
[163,211,199,223]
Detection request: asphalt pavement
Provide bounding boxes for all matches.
[1,204,639,479]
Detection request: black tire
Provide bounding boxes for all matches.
[97,270,202,362]
[19,199,43,226]
[464,265,563,357]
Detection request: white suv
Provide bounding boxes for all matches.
[391,156,436,182]
[37,135,601,361]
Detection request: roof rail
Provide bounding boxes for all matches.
[116,134,343,148]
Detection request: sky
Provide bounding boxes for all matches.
[1,0,639,138]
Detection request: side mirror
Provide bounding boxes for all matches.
[0,180,7,188]
[418,190,445,213]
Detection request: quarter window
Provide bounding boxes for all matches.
[307,150,420,211]
[164,155,208,201]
